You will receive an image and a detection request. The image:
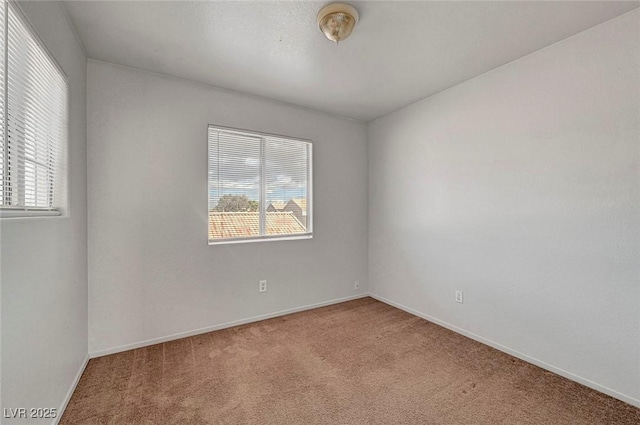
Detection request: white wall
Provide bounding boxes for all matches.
[0,1,88,423]
[368,10,639,406]
[87,61,368,355]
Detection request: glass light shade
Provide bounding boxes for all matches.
[317,3,359,43]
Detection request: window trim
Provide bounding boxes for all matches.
[207,233,313,246]
[0,208,61,218]
[0,0,70,219]
[207,124,313,245]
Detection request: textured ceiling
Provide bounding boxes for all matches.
[63,1,639,121]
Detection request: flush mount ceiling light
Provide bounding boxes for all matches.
[317,3,359,44]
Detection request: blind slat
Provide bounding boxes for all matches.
[0,1,5,203]
[1,1,67,210]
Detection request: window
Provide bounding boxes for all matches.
[0,1,68,218]
[208,125,312,244]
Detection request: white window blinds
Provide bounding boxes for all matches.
[0,2,5,204]
[208,126,312,244]
[0,1,68,214]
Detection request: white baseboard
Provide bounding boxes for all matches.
[87,292,639,409]
[369,293,640,409]
[89,293,369,358]
[53,353,89,425]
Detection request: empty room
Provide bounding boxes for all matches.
[1,0,639,424]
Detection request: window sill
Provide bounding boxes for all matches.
[208,233,313,246]
[0,209,62,218]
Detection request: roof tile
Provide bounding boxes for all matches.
[209,211,306,240]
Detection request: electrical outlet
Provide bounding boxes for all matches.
[259,280,267,293]
[354,280,360,291]
[455,290,463,304]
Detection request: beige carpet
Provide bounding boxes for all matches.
[61,297,639,424]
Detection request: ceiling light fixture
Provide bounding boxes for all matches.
[317,3,359,44]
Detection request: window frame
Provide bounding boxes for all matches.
[0,0,69,219]
[207,124,313,245]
